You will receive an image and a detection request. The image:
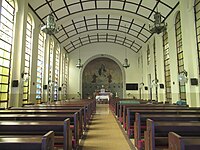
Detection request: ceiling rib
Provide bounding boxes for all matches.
[28,0,179,53]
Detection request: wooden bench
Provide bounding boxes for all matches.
[0,131,54,150]
[8,107,84,136]
[134,113,200,149]
[122,104,189,126]
[168,132,200,150]
[33,100,95,127]
[145,119,200,150]
[121,104,189,120]
[0,109,82,141]
[126,108,200,138]
[51,99,96,120]
[116,101,169,119]
[0,113,79,146]
[0,119,72,150]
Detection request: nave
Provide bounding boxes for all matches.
[80,104,135,150]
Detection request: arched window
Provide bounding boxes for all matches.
[23,14,33,103]
[163,30,172,103]
[175,11,186,101]
[0,0,15,108]
[36,31,45,102]
[194,0,200,76]
[54,45,60,101]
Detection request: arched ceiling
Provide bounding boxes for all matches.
[28,0,179,53]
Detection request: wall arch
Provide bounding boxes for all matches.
[80,54,126,99]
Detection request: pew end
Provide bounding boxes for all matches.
[0,131,55,150]
[64,118,72,150]
[168,132,183,150]
[42,130,55,150]
[168,132,200,150]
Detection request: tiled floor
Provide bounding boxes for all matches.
[79,104,135,150]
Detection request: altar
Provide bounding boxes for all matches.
[95,92,112,104]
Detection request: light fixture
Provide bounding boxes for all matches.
[139,82,144,88]
[41,1,59,35]
[149,4,167,34]
[178,70,188,84]
[76,48,83,68]
[123,25,130,68]
[123,58,130,68]
[21,71,29,82]
[152,79,159,87]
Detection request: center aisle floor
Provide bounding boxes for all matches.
[79,104,135,150]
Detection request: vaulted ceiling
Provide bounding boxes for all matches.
[28,0,179,53]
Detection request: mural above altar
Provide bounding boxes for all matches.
[82,57,123,99]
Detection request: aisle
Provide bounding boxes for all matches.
[80,104,135,150]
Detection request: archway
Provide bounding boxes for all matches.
[82,57,123,99]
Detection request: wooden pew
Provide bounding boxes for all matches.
[144,119,200,150]
[0,113,79,147]
[116,101,168,119]
[16,105,88,130]
[134,113,200,149]
[0,119,72,150]
[126,108,200,138]
[122,104,189,127]
[8,106,85,136]
[52,99,96,120]
[33,100,95,127]
[0,131,54,150]
[168,132,200,150]
[0,109,81,141]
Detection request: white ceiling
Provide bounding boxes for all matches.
[28,0,179,53]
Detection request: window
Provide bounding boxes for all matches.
[147,44,150,65]
[48,39,54,102]
[54,46,60,101]
[63,53,68,99]
[36,31,45,102]
[23,14,33,103]
[0,0,15,107]
[163,30,172,103]
[153,38,158,101]
[175,11,186,101]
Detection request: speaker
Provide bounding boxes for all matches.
[190,78,198,85]
[159,84,164,89]
[12,80,18,87]
[43,85,47,90]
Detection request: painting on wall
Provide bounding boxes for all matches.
[82,57,123,99]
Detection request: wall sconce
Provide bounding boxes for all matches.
[178,70,188,84]
[152,79,159,87]
[139,82,144,88]
[48,80,55,86]
[21,71,29,81]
